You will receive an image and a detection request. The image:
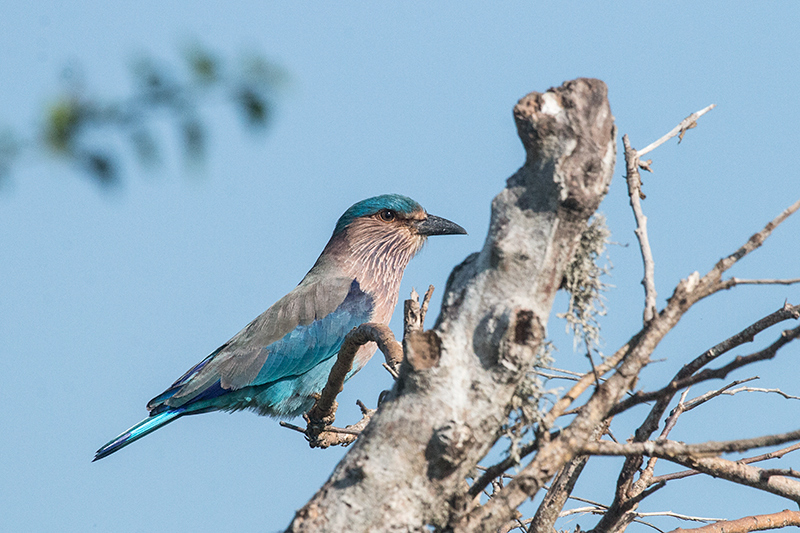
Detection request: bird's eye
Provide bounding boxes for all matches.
[378,209,396,222]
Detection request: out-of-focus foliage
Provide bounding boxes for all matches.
[1,44,286,187]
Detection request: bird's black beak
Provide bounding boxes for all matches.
[416,214,467,236]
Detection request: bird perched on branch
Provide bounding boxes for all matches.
[94,194,465,460]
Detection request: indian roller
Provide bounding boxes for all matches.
[94,194,465,460]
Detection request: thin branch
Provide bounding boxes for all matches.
[604,449,800,503]
[636,511,723,523]
[543,338,634,427]
[532,370,581,382]
[404,286,433,338]
[623,133,658,323]
[582,428,800,458]
[681,377,759,411]
[722,277,800,287]
[419,284,435,327]
[548,366,594,378]
[458,129,799,532]
[622,104,716,324]
[633,519,668,533]
[381,362,400,380]
[280,400,376,448]
[611,303,800,416]
[669,509,800,533]
[677,325,800,392]
[582,429,800,503]
[468,341,632,501]
[468,435,546,499]
[722,386,800,401]
[630,388,692,498]
[567,494,608,508]
[637,104,716,157]
[704,198,800,291]
[559,506,604,517]
[595,306,800,532]
[650,442,800,485]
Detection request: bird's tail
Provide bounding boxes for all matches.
[94,408,185,461]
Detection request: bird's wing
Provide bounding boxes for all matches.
[147,277,373,412]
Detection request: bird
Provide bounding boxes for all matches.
[94,194,466,461]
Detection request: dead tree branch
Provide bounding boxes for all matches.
[623,104,716,324]
[623,134,659,324]
[468,195,799,531]
[720,278,800,288]
[669,509,800,533]
[637,104,716,156]
[651,442,800,486]
[284,80,800,533]
[581,428,800,459]
[611,303,800,416]
[287,78,616,533]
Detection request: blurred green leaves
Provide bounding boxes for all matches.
[3,43,286,187]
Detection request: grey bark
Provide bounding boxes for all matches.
[285,78,616,532]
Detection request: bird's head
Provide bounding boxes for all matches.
[329,194,466,273]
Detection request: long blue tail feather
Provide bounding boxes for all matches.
[93,409,185,461]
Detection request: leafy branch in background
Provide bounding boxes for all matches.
[0,44,286,186]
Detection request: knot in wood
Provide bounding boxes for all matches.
[426,421,473,480]
[404,330,442,371]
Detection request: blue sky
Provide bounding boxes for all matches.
[2,3,799,532]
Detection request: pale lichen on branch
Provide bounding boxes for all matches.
[558,215,612,355]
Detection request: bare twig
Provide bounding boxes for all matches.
[582,428,800,459]
[681,377,759,412]
[543,339,633,427]
[622,104,716,324]
[280,400,376,448]
[403,286,434,338]
[581,203,800,533]
[532,370,581,382]
[582,430,800,502]
[651,442,800,485]
[623,134,658,324]
[419,284,435,327]
[703,198,800,294]
[722,277,800,287]
[669,509,800,533]
[559,506,605,517]
[674,325,800,394]
[404,288,421,339]
[381,362,400,380]
[596,306,799,532]
[636,511,723,523]
[587,443,800,503]
[548,366,593,378]
[611,303,800,416]
[637,104,716,157]
[722,386,800,401]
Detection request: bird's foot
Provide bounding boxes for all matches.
[279,399,376,448]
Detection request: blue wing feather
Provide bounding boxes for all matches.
[148,279,374,416]
[251,282,373,385]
